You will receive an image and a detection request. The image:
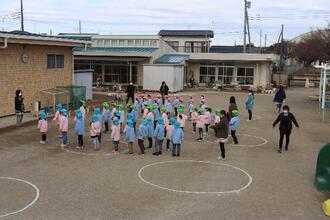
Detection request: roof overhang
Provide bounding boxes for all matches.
[188,53,279,63]
[74,51,153,58]
[74,55,149,62]
[0,33,90,47]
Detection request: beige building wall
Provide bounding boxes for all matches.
[0,43,73,117]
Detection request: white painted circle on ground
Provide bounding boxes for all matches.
[205,133,268,147]
[0,177,40,218]
[138,160,252,195]
[61,140,128,156]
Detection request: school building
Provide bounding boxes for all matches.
[66,30,279,92]
[0,31,89,117]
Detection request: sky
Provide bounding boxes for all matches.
[0,0,329,46]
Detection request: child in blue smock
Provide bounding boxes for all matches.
[153,117,165,156]
[124,120,135,154]
[165,98,172,117]
[245,90,254,121]
[146,117,154,149]
[137,120,148,155]
[230,110,240,144]
[75,110,85,150]
[173,96,180,116]
[153,104,160,129]
[172,121,184,157]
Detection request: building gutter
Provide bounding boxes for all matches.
[0,37,8,49]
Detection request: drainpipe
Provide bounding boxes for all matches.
[0,37,8,49]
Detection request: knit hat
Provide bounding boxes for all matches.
[94,107,101,115]
[113,118,119,126]
[161,107,166,113]
[75,110,82,119]
[178,108,185,115]
[80,100,86,106]
[127,120,134,128]
[232,110,239,117]
[60,109,68,116]
[118,105,124,111]
[174,121,181,129]
[39,111,46,120]
[215,108,221,116]
[111,102,117,107]
[92,114,98,122]
[197,109,204,114]
[103,102,110,108]
[56,104,62,111]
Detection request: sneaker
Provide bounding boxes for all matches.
[39,141,45,144]
[192,131,196,134]
[158,151,162,155]
[76,146,81,149]
[285,148,288,151]
[278,149,282,153]
[198,139,203,142]
[172,154,176,157]
[152,152,159,156]
[234,142,239,145]
[217,156,226,161]
[60,144,66,147]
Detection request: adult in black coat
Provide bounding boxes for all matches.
[15,89,25,127]
[126,82,135,104]
[160,81,169,104]
[273,85,286,113]
[273,105,299,153]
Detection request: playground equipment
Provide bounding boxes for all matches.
[314,143,330,216]
[314,64,330,109]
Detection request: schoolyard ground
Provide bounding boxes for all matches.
[0,87,329,220]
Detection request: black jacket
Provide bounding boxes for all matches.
[274,90,286,103]
[126,84,135,97]
[273,112,299,131]
[15,94,25,113]
[211,116,229,138]
[160,84,169,96]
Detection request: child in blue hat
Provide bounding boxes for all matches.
[38,111,48,144]
[75,110,85,150]
[125,120,135,154]
[172,121,184,157]
[137,120,148,155]
[153,117,165,156]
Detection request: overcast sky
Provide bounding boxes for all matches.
[0,0,329,45]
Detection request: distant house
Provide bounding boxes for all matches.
[0,31,89,117]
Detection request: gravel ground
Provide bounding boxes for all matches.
[0,87,329,220]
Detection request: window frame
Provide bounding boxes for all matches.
[47,54,64,69]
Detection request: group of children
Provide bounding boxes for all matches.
[37,94,242,160]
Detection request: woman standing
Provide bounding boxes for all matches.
[15,89,25,127]
[273,85,286,113]
[159,81,169,104]
[273,105,299,153]
[245,90,254,121]
[211,110,229,161]
[228,96,238,120]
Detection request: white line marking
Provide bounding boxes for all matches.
[205,133,268,147]
[138,160,252,195]
[0,177,40,218]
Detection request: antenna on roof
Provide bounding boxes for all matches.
[20,0,24,31]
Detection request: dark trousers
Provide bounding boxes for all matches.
[78,135,83,147]
[174,107,178,116]
[198,128,203,140]
[279,130,291,150]
[276,103,283,113]
[138,139,145,154]
[219,142,225,159]
[248,110,252,120]
[104,122,109,132]
[98,133,102,143]
[193,123,196,132]
[166,139,171,149]
[154,120,158,130]
[205,124,210,133]
[126,95,134,104]
[231,130,238,144]
[148,137,153,148]
[41,133,47,142]
[172,144,181,156]
[164,127,167,138]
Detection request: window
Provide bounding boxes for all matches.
[47,54,64,69]
[128,40,134,46]
[143,40,149,46]
[237,68,254,85]
[96,40,104,46]
[166,41,179,51]
[200,66,216,83]
[135,40,142,46]
[119,40,125,46]
[112,40,118,46]
[218,66,234,84]
[104,64,138,84]
[104,40,111,46]
[150,40,158,47]
[185,41,208,53]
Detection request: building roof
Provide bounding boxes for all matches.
[155,54,189,64]
[158,30,214,38]
[210,46,244,53]
[0,31,90,47]
[73,47,158,58]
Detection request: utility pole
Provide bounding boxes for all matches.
[78,20,81,34]
[259,29,262,53]
[243,0,251,53]
[264,34,267,48]
[20,0,24,31]
[278,24,284,84]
